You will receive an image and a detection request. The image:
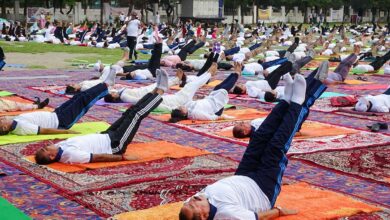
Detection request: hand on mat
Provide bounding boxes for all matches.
[66,130,81,134]
[221,114,235,120]
[123,155,139,161]
[279,207,298,216]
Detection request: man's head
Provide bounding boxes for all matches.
[169,107,189,123]
[355,97,370,112]
[34,145,59,165]
[94,61,104,72]
[0,116,13,135]
[65,84,81,94]
[264,91,277,102]
[232,84,246,95]
[104,91,122,103]
[176,63,193,71]
[232,122,252,138]
[179,194,210,220]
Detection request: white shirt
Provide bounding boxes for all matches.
[243,63,264,76]
[56,134,112,164]
[385,63,390,74]
[232,53,246,62]
[127,19,140,37]
[133,69,153,80]
[364,94,390,112]
[353,64,374,73]
[251,118,266,130]
[187,60,206,70]
[197,175,270,220]
[119,14,125,21]
[246,80,284,100]
[186,89,229,120]
[11,112,59,135]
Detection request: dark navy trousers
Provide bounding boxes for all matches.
[235,77,327,207]
[55,83,108,129]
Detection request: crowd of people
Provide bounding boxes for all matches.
[1,9,390,219]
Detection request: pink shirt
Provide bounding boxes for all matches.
[161,55,181,67]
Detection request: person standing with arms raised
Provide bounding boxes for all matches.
[126,11,141,61]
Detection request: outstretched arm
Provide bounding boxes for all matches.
[257,207,297,220]
[39,128,79,135]
[90,154,138,163]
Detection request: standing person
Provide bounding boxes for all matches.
[119,12,125,26]
[155,11,160,25]
[39,11,46,29]
[109,12,114,26]
[126,11,141,61]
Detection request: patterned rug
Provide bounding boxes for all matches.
[293,145,390,185]
[0,162,101,219]
[73,156,236,217]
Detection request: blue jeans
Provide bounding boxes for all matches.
[55,83,108,129]
[235,78,327,207]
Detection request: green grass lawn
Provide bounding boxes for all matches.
[0,41,151,65]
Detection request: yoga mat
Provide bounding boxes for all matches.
[150,104,235,115]
[319,92,347,98]
[26,141,210,173]
[0,122,110,146]
[170,80,222,90]
[0,91,15,97]
[275,182,381,220]
[340,84,389,91]
[151,108,269,125]
[113,182,381,220]
[0,197,30,220]
[215,121,358,141]
[344,79,373,85]
[0,96,53,116]
[5,64,27,68]
[337,108,388,116]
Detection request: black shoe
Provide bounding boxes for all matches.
[367,123,388,132]
[33,97,41,105]
[37,98,49,109]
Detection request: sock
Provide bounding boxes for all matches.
[315,61,329,81]
[104,67,116,86]
[291,74,306,105]
[156,69,169,92]
[283,74,294,103]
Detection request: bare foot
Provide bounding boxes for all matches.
[209,63,218,76]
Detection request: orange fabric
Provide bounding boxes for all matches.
[170,80,222,90]
[215,121,358,141]
[112,182,380,220]
[0,96,52,116]
[275,182,381,220]
[344,79,373,85]
[26,141,209,173]
[152,108,269,125]
[114,202,183,220]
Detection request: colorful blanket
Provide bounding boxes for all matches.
[26,141,210,173]
[112,182,381,220]
[151,108,269,125]
[0,122,109,146]
[293,145,390,185]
